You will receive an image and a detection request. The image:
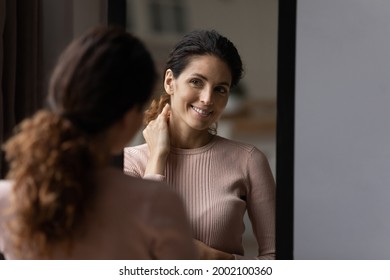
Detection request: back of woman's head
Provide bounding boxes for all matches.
[3,26,157,258]
[49,26,157,134]
[165,29,243,87]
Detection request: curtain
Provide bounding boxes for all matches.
[0,0,43,178]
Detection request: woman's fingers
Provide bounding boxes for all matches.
[159,103,171,120]
[143,103,171,158]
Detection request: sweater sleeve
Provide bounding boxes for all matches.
[241,148,276,260]
[124,147,144,177]
[124,147,167,182]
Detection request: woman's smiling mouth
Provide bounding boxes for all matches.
[191,105,212,117]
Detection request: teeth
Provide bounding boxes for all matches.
[192,106,211,116]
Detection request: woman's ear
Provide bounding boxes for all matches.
[164,69,174,95]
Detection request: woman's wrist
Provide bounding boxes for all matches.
[145,153,168,175]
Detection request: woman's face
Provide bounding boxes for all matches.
[165,55,232,133]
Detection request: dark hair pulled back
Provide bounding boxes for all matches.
[3,26,157,258]
[49,26,157,133]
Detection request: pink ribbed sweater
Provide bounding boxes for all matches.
[124,135,275,259]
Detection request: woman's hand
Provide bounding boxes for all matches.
[143,104,171,175]
[193,239,234,260]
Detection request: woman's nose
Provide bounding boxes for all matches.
[200,88,214,105]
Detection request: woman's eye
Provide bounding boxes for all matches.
[190,79,202,87]
[215,87,228,94]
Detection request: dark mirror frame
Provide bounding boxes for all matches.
[275,0,296,260]
[106,0,296,260]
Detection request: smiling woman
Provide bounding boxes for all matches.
[124,30,275,260]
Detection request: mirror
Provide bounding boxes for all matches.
[123,0,278,257]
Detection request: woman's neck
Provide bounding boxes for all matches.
[169,127,212,149]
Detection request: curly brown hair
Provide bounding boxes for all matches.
[2,26,157,258]
[143,93,171,126]
[4,111,98,258]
